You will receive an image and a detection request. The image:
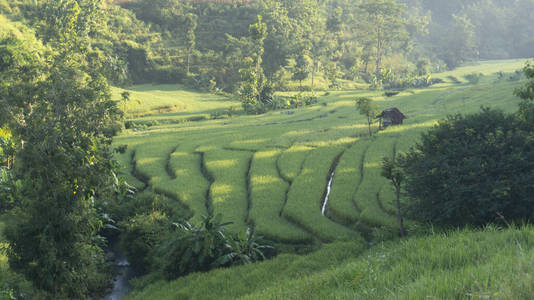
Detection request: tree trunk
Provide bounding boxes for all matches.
[311,60,316,93]
[375,21,383,86]
[256,50,261,104]
[396,187,405,237]
[368,116,373,136]
[187,50,191,75]
[376,40,382,79]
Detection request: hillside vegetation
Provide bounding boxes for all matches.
[127,225,534,300]
[114,60,527,246]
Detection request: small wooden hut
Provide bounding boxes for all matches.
[377,108,406,129]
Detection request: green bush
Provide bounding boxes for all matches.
[152,65,187,84]
[463,72,483,84]
[384,91,400,97]
[383,74,435,90]
[446,75,461,84]
[119,212,173,274]
[400,108,534,227]
[155,215,273,280]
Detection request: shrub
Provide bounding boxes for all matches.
[187,115,207,122]
[463,73,483,84]
[383,74,435,90]
[152,65,187,84]
[155,215,273,280]
[447,76,461,84]
[509,70,523,81]
[399,108,534,227]
[119,212,173,274]
[384,91,400,97]
[430,77,445,84]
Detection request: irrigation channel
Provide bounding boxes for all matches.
[103,246,134,300]
[321,170,335,216]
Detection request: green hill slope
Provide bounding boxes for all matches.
[113,59,531,299]
[127,225,534,300]
[114,59,527,246]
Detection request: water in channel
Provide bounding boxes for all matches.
[321,171,335,216]
[103,249,134,300]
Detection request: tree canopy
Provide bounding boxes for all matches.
[1,0,122,297]
[399,108,534,227]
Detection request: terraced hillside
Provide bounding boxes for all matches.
[114,60,527,246]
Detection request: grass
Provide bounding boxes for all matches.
[204,149,252,233]
[433,59,526,84]
[352,134,398,229]
[126,225,534,300]
[1,59,530,298]
[277,145,314,182]
[126,240,367,300]
[283,146,363,242]
[168,149,210,224]
[327,139,371,224]
[113,59,528,245]
[249,149,312,243]
[112,84,240,119]
[241,225,534,300]
[115,148,146,190]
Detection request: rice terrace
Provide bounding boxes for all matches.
[114,59,526,243]
[1,0,534,299]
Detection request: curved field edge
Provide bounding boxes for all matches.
[126,226,534,300]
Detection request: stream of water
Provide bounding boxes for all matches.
[321,171,335,215]
[103,249,134,300]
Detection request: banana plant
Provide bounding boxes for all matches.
[215,227,273,267]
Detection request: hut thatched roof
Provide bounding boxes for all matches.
[377,108,406,120]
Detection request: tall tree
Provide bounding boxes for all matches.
[434,14,478,69]
[184,13,198,74]
[238,15,267,111]
[381,157,405,237]
[292,52,312,90]
[356,97,379,136]
[515,62,534,124]
[357,0,409,86]
[1,0,122,297]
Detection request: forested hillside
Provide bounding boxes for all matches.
[3,0,533,93]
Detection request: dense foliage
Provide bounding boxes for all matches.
[399,108,534,227]
[0,0,123,298]
[515,62,534,123]
[119,213,273,280]
[2,0,533,111]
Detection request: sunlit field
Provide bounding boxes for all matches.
[113,59,528,247]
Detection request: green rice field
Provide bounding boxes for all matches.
[113,59,528,247]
